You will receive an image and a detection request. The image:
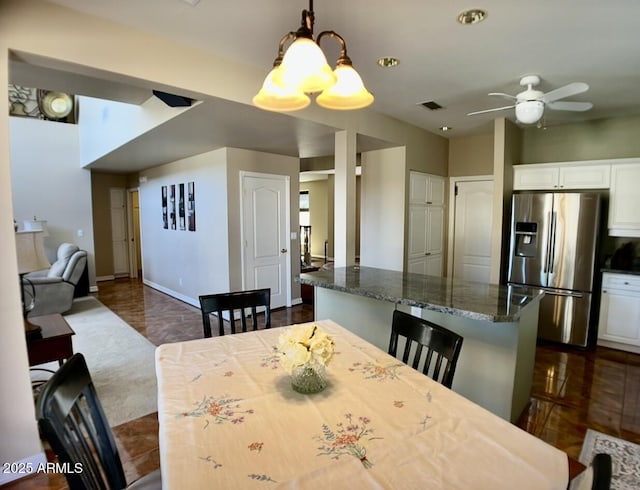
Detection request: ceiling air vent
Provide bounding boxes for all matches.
[420,101,443,110]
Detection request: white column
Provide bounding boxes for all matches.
[333,130,357,267]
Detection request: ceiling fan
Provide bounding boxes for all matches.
[468,75,593,124]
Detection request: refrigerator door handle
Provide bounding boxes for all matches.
[544,289,584,298]
[549,211,557,274]
[543,211,552,273]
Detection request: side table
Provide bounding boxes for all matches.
[26,314,75,367]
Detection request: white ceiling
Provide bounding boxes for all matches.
[12,0,640,172]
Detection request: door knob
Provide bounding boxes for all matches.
[281,248,288,253]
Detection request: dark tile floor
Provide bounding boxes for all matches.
[6,277,640,488]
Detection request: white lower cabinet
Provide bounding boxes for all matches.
[598,273,640,352]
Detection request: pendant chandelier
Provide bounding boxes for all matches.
[253,0,374,112]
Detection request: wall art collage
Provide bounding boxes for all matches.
[162,182,195,231]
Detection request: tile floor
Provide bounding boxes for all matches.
[5,277,640,488]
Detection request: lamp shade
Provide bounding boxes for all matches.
[272,37,337,93]
[316,64,374,110]
[23,218,49,237]
[253,67,311,112]
[16,231,50,274]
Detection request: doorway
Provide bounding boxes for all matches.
[126,188,142,278]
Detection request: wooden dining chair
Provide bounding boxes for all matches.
[36,353,162,490]
[569,453,612,490]
[388,310,463,388]
[199,287,271,337]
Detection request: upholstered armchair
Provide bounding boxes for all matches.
[24,243,88,317]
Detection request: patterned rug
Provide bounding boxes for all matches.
[579,429,640,490]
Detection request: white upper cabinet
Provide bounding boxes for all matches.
[513,162,610,190]
[409,171,445,205]
[609,162,640,237]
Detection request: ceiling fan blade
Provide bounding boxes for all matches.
[542,82,589,103]
[488,92,517,101]
[547,101,593,112]
[467,105,515,116]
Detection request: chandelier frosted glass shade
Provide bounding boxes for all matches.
[316,64,374,110]
[252,2,373,112]
[272,38,337,94]
[253,67,311,112]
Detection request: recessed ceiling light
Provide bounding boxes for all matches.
[439,126,453,132]
[180,0,201,6]
[457,9,487,25]
[377,57,400,68]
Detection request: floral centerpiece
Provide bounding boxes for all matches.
[278,323,335,393]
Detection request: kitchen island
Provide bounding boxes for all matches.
[298,266,544,422]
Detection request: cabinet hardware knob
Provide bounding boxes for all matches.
[281,248,287,253]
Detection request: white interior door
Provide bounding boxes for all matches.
[242,173,290,309]
[453,180,494,282]
[110,187,129,277]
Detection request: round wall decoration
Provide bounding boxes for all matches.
[39,91,74,120]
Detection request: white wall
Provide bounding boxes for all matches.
[10,117,96,282]
[360,147,406,270]
[139,148,230,305]
[79,95,194,165]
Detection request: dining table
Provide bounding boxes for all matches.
[155,319,569,489]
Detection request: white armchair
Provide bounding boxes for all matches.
[24,243,88,317]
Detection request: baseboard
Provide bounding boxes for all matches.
[142,279,199,308]
[95,275,115,282]
[0,452,47,485]
[291,297,303,306]
[89,285,99,293]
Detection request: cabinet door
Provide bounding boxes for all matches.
[513,166,559,190]
[426,206,444,255]
[598,288,640,344]
[609,163,640,235]
[427,175,445,206]
[409,172,429,204]
[408,204,428,258]
[558,165,610,189]
[410,172,445,205]
[425,254,443,276]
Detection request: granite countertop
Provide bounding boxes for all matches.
[298,266,544,323]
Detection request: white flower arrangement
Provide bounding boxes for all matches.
[278,324,335,374]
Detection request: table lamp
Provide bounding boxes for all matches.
[15,230,51,338]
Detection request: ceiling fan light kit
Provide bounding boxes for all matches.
[467,74,593,125]
[253,0,374,112]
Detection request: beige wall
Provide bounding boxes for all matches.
[448,132,494,176]
[521,115,640,163]
[91,172,130,278]
[300,179,329,259]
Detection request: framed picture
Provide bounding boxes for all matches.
[179,183,186,231]
[170,184,176,230]
[161,186,168,229]
[187,181,196,231]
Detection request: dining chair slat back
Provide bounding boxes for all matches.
[388,310,463,388]
[199,288,271,337]
[36,353,162,490]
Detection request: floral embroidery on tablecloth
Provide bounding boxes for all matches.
[199,455,222,469]
[348,361,404,381]
[248,474,277,483]
[260,346,281,369]
[315,413,382,468]
[248,442,264,453]
[393,400,405,408]
[176,395,255,429]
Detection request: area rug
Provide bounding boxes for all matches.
[579,429,640,490]
[31,296,158,427]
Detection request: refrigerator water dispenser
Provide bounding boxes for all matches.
[514,222,537,257]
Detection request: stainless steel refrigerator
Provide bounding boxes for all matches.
[507,192,601,346]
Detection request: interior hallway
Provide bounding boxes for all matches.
[5,277,640,489]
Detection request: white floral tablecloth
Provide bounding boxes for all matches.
[156,319,568,489]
